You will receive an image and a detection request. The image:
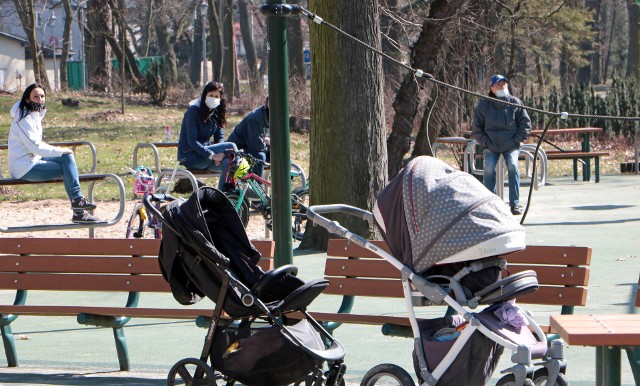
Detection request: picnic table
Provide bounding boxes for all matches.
[550,314,640,386]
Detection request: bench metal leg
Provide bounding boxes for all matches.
[626,346,640,386]
[596,345,621,386]
[572,159,578,181]
[0,324,18,367]
[113,327,130,371]
[595,156,600,183]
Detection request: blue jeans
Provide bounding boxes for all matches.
[180,142,238,190]
[483,148,520,207]
[21,154,83,202]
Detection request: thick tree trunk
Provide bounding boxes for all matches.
[190,15,205,86]
[387,0,469,178]
[380,0,401,89]
[153,0,178,84]
[287,0,306,84]
[86,0,112,91]
[238,0,260,92]
[301,0,386,250]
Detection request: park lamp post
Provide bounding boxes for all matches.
[200,0,208,86]
[50,12,58,91]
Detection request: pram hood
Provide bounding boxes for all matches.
[373,156,525,274]
[158,187,265,316]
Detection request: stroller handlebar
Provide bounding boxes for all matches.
[306,204,374,245]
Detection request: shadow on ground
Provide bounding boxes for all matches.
[0,373,165,386]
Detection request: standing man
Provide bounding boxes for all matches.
[227,96,270,178]
[472,75,531,215]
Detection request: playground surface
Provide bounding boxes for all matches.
[1,174,639,385]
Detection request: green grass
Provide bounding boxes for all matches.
[0,93,310,201]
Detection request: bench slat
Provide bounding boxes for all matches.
[0,273,170,292]
[327,239,391,258]
[0,305,214,319]
[504,266,589,286]
[0,255,273,274]
[0,256,160,274]
[505,246,591,265]
[306,312,412,326]
[0,238,275,260]
[325,258,399,278]
[324,277,587,306]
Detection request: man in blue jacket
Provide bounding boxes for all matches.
[227,96,270,178]
[472,75,531,215]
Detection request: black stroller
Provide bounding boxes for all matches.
[306,156,567,386]
[144,187,346,386]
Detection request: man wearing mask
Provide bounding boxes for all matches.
[227,96,270,178]
[472,75,531,215]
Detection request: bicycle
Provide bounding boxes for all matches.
[125,166,163,239]
[223,151,309,241]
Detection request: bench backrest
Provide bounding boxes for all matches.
[0,238,274,293]
[326,239,591,307]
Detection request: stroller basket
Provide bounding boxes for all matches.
[211,319,325,386]
[413,312,504,386]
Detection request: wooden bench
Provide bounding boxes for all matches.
[544,150,609,183]
[0,237,274,370]
[308,239,591,338]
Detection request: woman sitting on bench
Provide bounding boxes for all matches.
[8,83,98,224]
[177,81,238,190]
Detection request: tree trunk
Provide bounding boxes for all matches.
[153,0,178,83]
[590,0,603,84]
[221,0,236,100]
[287,0,305,84]
[301,0,386,250]
[59,0,72,91]
[208,0,224,82]
[387,0,469,178]
[238,0,260,92]
[627,0,640,81]
[86,0,112,91]
[12,0,50,90]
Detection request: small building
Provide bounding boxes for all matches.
[0,31,27,92]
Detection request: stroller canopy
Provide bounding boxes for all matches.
[373,156,525,273]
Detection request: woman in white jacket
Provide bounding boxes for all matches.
[8,83,98,223]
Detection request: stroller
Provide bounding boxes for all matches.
[306,156,567,386]
[143,187,346,386]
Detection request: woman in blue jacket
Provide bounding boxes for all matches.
[177,82,238,190]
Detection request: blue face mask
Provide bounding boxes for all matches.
[495,88,510,98]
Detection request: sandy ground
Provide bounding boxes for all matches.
[0,199,268,239]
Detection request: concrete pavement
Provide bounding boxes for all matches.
[1,174,639,385]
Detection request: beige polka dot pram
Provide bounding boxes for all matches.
[307,156,568,386]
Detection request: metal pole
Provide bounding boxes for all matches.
[263,0,293,266]
[51,13,58,91]
[200,0,209,85]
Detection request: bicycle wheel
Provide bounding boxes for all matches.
[125,204,147,239]
[291,186,309,241]
[225,192,250,226]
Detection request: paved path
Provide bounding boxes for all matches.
[1,175,639,385]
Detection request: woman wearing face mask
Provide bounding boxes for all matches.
[471,74,531,216]
[177,81,238,190]
[8,83,98,223]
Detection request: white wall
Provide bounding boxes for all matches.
[0,38,26,92]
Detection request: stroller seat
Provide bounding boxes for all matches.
[252,264,329,312]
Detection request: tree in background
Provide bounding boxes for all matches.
[301,0,386,249]
[238,0,261,92]
[12,0,50,89]
[287,0,306,84]
[85,0,112,91]
[627,0,640,81]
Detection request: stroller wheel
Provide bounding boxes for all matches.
[167,358,217,386]
[360,363,414,386]
[496,374,535,386]
[532,368,568,386]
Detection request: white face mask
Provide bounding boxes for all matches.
[495,88,510,98]
[205,97,221,109]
